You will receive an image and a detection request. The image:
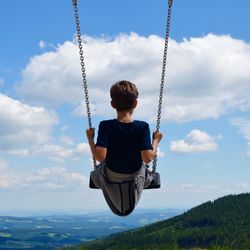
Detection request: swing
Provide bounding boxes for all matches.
[72,0,173,190]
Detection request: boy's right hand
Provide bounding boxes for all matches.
[86,128,95,141]
[153,130,163,143]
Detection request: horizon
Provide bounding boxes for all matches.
[1,192,248,217]
[0,206,187,217]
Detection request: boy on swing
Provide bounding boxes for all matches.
[86,80,163,216]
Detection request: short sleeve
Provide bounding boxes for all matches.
[96,121,109,148]
[139,123,153,150]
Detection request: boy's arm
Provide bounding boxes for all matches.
[141,131,163,164]
[86,128,107,162]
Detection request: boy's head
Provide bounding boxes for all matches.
[110,80,138,112]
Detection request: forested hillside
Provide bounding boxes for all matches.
[71,193,250,250]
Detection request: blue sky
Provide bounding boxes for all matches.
[0,0,250,214]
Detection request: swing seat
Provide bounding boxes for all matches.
[89,171,161,189]
[144,171,161,189]
[89,176,99,189]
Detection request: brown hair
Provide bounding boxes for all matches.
[110,80,139,111]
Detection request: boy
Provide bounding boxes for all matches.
[86,80,163,216]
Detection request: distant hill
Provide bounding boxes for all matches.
[71,193,250,250]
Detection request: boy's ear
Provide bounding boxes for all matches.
[132,100,137,109]
[111,100,116,109]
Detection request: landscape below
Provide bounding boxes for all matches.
[1,193,250,249]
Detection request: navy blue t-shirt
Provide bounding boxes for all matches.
[96,119,153,174]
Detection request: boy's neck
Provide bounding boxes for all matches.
[117,110,133,123]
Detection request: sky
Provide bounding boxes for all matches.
[0,0,250,215]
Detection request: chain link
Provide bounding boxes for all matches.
[168,0,173,7]
[152,1,173,173]
[72,1,97,169]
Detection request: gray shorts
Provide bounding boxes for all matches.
[90,162,153,216]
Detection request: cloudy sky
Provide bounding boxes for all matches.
[0,0,250,215]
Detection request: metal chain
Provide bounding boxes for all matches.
[72,0,97,169]
[152,0,173,173]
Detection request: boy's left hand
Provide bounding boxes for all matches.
[86,128,95,141]
[153,130,163,143]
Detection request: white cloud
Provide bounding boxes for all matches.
[0,93,58,151]
[16,33,250,123]
[60,136,74,146]
[0,159,88,191]
[8,149,30,157]
[231,117,250,156]
[35,142,90,162]
[170,129,218,153]
[34,135,90,162]
[5,138,90,162]
[17,40,83,107]
[0,93,89,161]
[27,167,88,191]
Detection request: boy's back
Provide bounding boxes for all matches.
[86,80,163,215]
[96,119,152,174]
